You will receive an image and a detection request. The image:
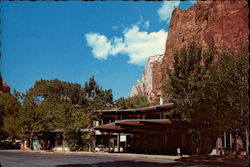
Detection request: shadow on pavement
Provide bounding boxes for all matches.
[175,154,249,167]
[55,160,182,167]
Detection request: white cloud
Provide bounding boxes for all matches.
[121,26,167,65]
[190,0,197,4]
[157,1,180,22]
[143,21,150,29]
[135,15,144,26]
[85,26,167,66]
[85,33,111,60]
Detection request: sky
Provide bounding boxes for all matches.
[1,1,197,100]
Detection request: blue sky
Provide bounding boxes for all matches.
[1,1,196,100]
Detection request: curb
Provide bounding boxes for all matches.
[0,150,181,161]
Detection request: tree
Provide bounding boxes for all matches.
[22,79,87,129]
[115,95,149,109]
[0,93,22,139]
[163,42,216,154]
[21,79,90,150]
[163,42,249,154]
[18,77,113,151]
[84,76,101,99]
[208,47,248,154]
[114,97,127,109]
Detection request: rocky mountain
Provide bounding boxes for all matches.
[0,75,11,94]
[130,54,164,104]
[131,0,249,104]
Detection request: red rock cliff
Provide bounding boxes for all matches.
[132,1,249,104]
[130,54,164,104]
[0,75,11,94]
[157,0,248,102]
[162,0,248,75]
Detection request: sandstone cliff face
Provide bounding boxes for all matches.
[161,0,249,80]
[131,0,248,104]
[130,80,145,97]
[0,75,11,94]
[130,54,164,104]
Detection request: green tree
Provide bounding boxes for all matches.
[0,93,22,139]
[208,47,248,153]
[114,97,127,109]
[84,76,101,99]
[22,79,88,129]
[19,77,113,151]
[21,79,91,150]
[115,95,149,109]
[163,42,216,154]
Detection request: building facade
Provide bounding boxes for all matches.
[93,103,247,155]
[93,103,197,155]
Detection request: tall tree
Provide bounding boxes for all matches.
[208,47,248,153]
[163,42,216,154]
[0,93,22,139]
[84,76,101,99]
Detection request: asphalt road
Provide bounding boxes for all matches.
[0,150,247,167]
[0,150,183,167]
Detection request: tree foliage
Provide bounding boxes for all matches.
[1,76,113,151]
[164,42,215,126]
[207,47,248,137]
[0,93,22,139]
[115,95,149,109]
[163,42,248,153]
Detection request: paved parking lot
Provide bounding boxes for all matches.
[0,150,248,167]
[0,150,181,167]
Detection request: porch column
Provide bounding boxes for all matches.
[229,133,232,149]
[224,132,227,148]
[108,133,110,152]
[101,132,104,146]
[124,134,127,152]
[246,129,249,153]
[62,132,64,151]
[92,136,96,152]
[181,133,186,147]
[160,112,164,119]
[117,133,120,153]
[142,114,145,119]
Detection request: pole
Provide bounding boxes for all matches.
[229,133,232,150]
[62,132,64,151]
[246,129,249,153]
[117,133,120,153]
[108,133,110,152]
[224,132,227,148]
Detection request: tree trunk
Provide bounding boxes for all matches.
[234,131,239,158]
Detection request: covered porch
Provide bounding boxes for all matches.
[94,119,196,155]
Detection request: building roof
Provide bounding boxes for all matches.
[97,103,175,114]
[24,128,91,133]
[94,119,175,133]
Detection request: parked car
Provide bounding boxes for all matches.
[0,138,21,149]
[94,145,109,152]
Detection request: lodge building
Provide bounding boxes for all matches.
[93,103,247,155]
[93,103,198,155]
[24,103,247,155]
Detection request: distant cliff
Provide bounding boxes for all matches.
[0,75,11,94]
[131,0,249,104]
[130,54,164,104]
